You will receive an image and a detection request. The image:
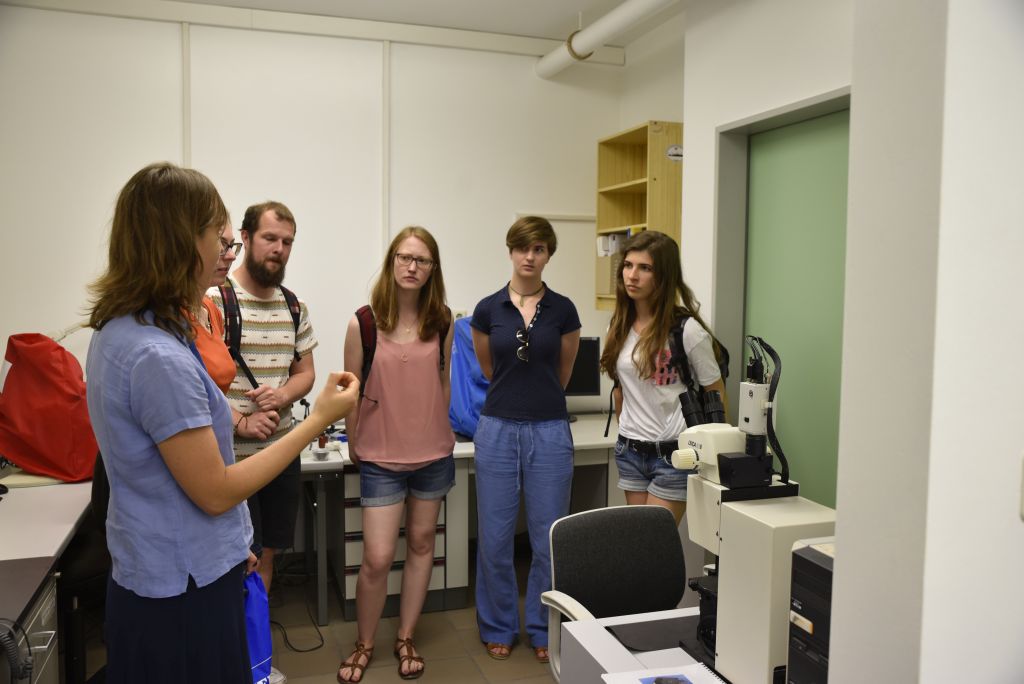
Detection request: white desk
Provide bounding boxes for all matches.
[300,413,618,625]
[560,607,700,684]
[0,482,92,562]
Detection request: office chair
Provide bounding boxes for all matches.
[540,505,685,682]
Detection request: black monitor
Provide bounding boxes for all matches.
[565,337,601,397]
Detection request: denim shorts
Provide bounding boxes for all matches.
[358,455,455,507]
[614,435,692,502]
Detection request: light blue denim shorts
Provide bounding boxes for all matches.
[358,455,455,507]
[614,435,691,502]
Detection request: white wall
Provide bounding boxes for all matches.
[389,43,619,328]
[0,6,184,361]
[838,0,1024,680]
[921,0,1024,676]
[833,0,943,677]
[680,0,853,311]
[188,25,385,378]
[837,0,1024,678]
[0,5,623,387]
[619,10,685,129]
[389,43,623,411]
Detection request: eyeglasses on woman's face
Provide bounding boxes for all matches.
[395,252,435,270]
[219,240,243,257]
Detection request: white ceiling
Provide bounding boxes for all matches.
[175,0,686,45]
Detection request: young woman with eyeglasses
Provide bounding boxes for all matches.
[85,163,358,683]
[600,231,727,524]
[339,226,455,682]
[470,216,581,664]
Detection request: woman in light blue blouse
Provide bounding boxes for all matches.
[85,162,359,684]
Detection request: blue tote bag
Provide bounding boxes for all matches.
[244,571,273,684]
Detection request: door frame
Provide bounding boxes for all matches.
[711,87,851,418]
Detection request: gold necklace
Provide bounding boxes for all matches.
[509,283,544,307]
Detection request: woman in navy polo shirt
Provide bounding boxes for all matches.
[470,216,581,663]
[85,162,359,684]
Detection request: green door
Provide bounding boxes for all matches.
[744,110,849,508]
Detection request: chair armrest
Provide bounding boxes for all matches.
[540,590,596,622]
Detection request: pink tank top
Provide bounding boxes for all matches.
[355,333,455,467]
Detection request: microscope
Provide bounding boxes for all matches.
[672,337,835,684]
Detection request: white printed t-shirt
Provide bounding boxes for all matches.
[616,318,721,443]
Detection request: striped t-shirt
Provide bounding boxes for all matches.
[207,277,318,457]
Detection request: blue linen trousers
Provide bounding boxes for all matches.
[473,415,574,647]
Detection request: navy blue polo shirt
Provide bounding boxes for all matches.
[471,284,581,421]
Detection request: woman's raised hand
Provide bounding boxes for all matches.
[312,371,360,426]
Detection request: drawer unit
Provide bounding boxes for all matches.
[0,573,58,684]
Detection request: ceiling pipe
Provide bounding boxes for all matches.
[536,0,679,79]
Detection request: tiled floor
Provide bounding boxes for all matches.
[85,548,556,683]
[270,577,555,684]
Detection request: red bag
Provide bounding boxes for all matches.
[0,333,97,482]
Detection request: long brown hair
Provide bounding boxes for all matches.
[87,162,229,340]
[600,231,720,380]
[369,226,450,339]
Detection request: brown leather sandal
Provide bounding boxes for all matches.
[485,642,512,660]
[337,641,373,683]
[534,645,550,663]
[393,637,425,680]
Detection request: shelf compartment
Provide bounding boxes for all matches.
[597,224,646,236]
[598,178,647,194]
[597,192,645,232]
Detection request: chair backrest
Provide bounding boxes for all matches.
[549,505,685,619]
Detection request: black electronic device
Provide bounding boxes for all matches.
[564,337,601,397]
[787,540,834,684]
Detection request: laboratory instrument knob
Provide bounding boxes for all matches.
[672,448,697,471]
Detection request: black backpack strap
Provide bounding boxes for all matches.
[438,307,452,372]
[604,379,619,438]
[672,314,731,384]
[219,281,241,357]
[355,305,377,398]
[279,285,302,362]
[668,315,701,397]
[219,280,259,390]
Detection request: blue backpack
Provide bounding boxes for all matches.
[448,317,489,438]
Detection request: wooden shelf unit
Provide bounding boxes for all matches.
[594,120,682,310]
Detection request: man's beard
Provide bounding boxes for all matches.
[247,253,286,288]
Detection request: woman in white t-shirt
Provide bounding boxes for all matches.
[599,231,727,523]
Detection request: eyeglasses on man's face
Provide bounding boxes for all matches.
[395,252,435,269]
[219,240,243,257]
